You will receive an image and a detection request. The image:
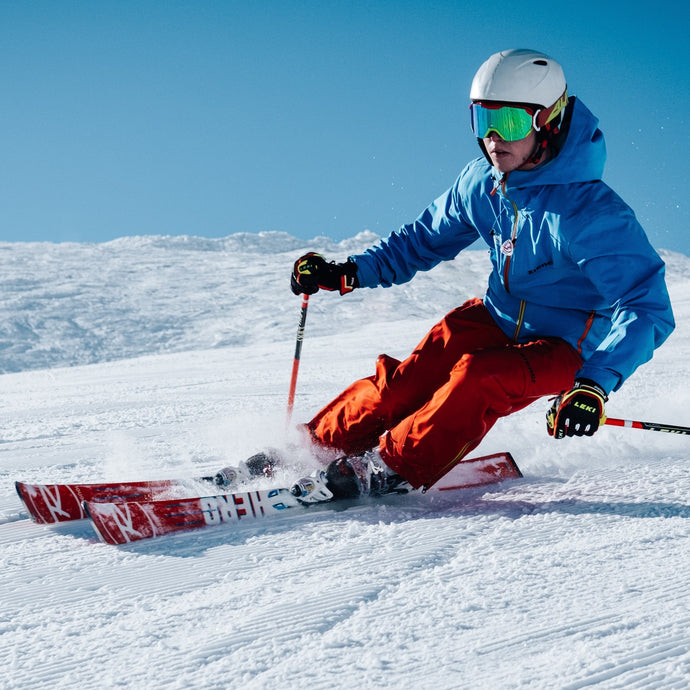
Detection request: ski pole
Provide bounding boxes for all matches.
[604,416,690,436]
[286,293,310,427]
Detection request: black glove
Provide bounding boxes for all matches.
[546,378,607,439]
[290,252,359,295]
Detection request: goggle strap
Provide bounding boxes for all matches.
[535,90,569,129]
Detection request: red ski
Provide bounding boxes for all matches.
[15,476,215,524]
[85,487,299,545]
[84,452,522,545]
[433,451,522,491]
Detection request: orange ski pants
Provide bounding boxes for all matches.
[306,298,583,489]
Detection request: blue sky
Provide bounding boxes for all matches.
[2,1,688,254]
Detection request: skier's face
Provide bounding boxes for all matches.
[483,130,541,172]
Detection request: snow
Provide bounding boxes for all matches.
[1,232,689,689]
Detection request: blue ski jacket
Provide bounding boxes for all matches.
[350,97,674,395]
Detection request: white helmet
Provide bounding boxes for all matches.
[470,49,566,109]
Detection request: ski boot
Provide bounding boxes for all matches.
[213,449,282,488]
[326,450,412,499]
[303,449,412,501]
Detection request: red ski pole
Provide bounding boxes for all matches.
[286,293,310,427]
[604,416,690,436]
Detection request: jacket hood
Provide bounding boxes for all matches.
[498,96,606,191]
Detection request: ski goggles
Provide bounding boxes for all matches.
[469,102,538,142]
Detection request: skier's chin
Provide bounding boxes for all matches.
[490,153,518,172]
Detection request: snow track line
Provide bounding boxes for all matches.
[193,581,387,661]
[561,625,690,689]
[188,517,475,663]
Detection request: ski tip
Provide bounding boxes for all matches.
[14,481,48,524]
[504,452,523,477]
[434,451,522,492]
[14,481,30,514]
[14,480,32,500]
[83,500,120,545]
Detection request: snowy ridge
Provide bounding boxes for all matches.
[0,231,491,374]
[1,233,689,688]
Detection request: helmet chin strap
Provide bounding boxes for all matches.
[527,138,548,166]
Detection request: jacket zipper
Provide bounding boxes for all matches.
[512,300,526,342]
[501,185,519,293]
[498,179,526,342]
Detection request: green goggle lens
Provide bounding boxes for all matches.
[469,102,536,142]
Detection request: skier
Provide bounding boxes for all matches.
[260,49,675,502]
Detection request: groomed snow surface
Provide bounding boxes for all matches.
[1,233,689,689]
